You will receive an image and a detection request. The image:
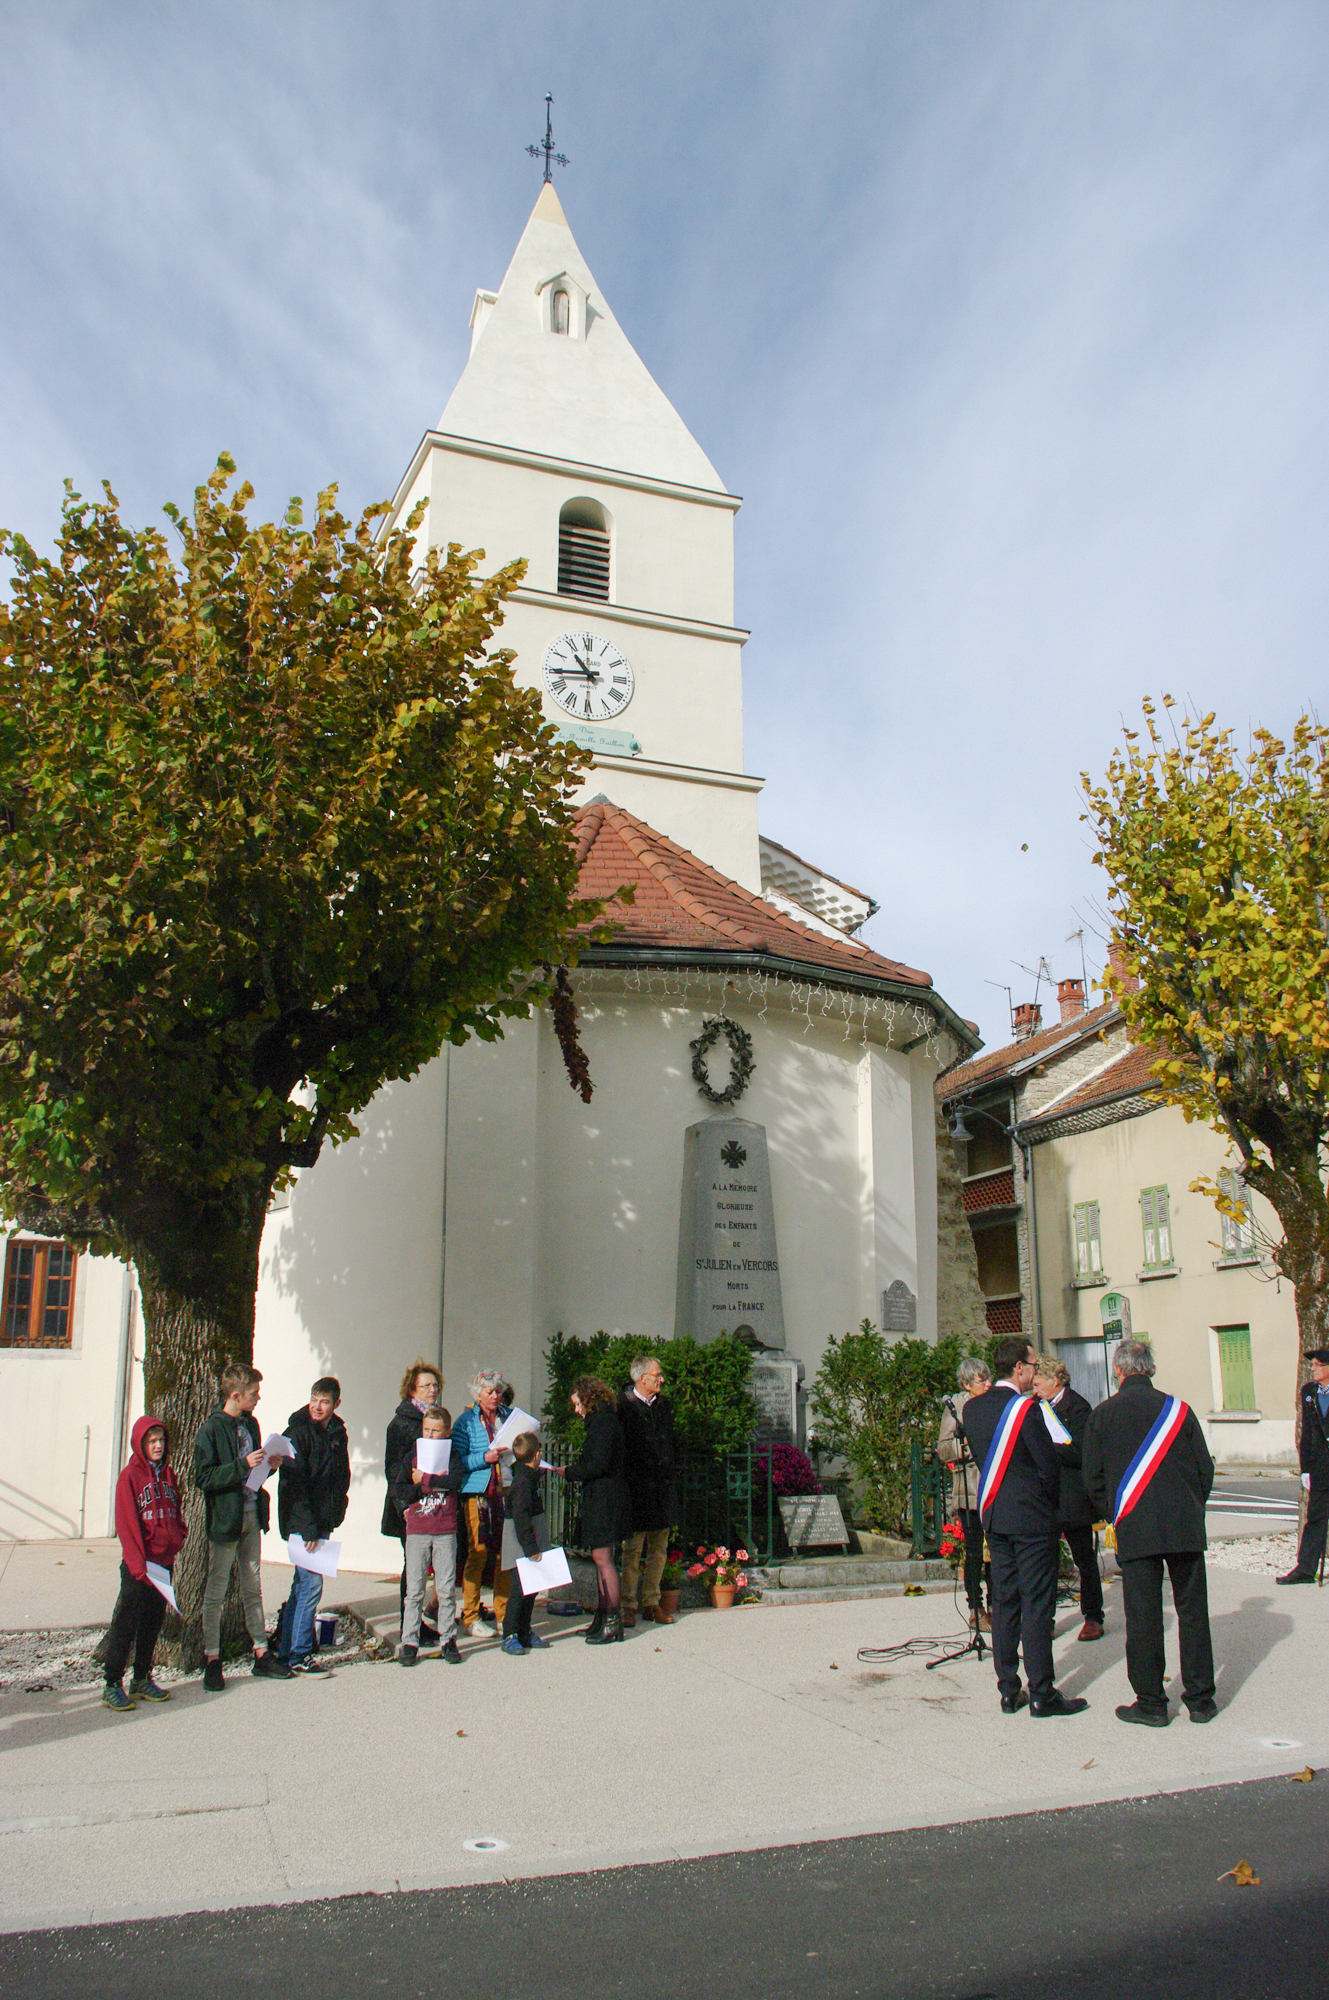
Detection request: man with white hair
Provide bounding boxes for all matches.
[1082,1339,1217,1727]
[617,1355,676,1627]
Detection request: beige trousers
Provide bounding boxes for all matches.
[202,1519,267,1657]
[621,1527,670,1610]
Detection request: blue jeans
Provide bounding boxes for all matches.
[279,1561,323,1665]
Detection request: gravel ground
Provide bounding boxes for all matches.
[0,1612,376,1693]
[1205,1530,1302,1575]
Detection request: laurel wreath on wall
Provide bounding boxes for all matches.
[690,1016,755,1105]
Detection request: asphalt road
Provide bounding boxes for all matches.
[2,1771,1322,2000]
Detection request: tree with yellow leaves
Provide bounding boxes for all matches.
[1083,700,1328,1401]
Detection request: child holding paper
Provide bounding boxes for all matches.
[396,1406,462,1666]
[500,1433,552,1656]
[103,1416,187,1712]
[275,1377,351,1676]
[194,1364,286,1690]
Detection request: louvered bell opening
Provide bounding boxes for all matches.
[558,523,610,600]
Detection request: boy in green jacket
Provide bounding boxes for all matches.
[193,1364,288,1691]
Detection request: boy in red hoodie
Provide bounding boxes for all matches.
[104,1415,188,1712]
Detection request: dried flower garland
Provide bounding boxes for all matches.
[690,1016,755,1105]
[548,964,593,1103]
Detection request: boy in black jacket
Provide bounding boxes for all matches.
[276,1378,351,1676]
[500,1433,551,1656]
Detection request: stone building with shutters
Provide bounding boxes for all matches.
[1,183,980,1561]
[939,983,1299,1463]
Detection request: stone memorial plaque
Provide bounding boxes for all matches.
[881,1279,917,1335]
[778,1493,849,1549]
[674,1118,786,1349]
[749,1355,801,1445]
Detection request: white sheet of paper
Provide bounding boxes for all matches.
[515,1545,571,1595]
[1041,1401,1073,1445]
[245,1432,296,1491]
[416,1437,451,1474]
[489,1406,541,1455]
[288,1533,340,1577]
[501,1513,550,1569]
[144,1561,178,1612]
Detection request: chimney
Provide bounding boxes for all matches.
[1057,977,1086,1024]
[1012,1002,1042,1041]
[1106,939,1141,996]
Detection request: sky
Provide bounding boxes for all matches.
[3,1,1326,1049]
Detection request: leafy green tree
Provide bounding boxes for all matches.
[0,459,598,1651]
[810,1323,975,1533]
[1083,703,1329,1404]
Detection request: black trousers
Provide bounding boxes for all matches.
[1119,1550,1216,1711]
[1294,1479,1329,1574]
[1063,1524,1105,1623]
[987,1530,1059,1702]
[960,1509,988,1612]
[104,1563,168,1686]
[502,1578,535,1645]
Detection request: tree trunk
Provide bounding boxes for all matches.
[1254,1148,1328,1542]
[121,1203,268,1671]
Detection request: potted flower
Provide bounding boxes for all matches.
[939,1517,965,1569]
[687,1543,749,1609]
[659,1549,685,1619]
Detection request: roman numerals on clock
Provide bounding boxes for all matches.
[542,632,635,723]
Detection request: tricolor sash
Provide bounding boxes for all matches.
[977,1392,1038,1520]
[1114,1396,1189,1525]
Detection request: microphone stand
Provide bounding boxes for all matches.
[927,1398,987,1668]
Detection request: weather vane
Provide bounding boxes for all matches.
[526,93,569,184]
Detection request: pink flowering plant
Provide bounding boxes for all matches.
[687,1543,749,1591]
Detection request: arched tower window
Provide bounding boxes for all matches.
[558,498,610,601]
[551,288,570,336]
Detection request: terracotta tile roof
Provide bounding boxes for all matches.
[1021,1043,1164,1126]
[759,834,875,910]
[938,999,1118,1100]
[574,800,933,990]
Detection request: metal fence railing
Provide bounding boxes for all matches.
[538,1435,779,1564]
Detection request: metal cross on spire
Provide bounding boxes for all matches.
[526,93,569,183]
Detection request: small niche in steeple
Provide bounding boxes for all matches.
[536,270,589,339]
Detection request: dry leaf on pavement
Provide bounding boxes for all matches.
[1288,1767,1314,1783]
[1218,1860,1260,1886]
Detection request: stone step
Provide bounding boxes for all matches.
[748,1578,958,1606]
[748,1558,954,1590]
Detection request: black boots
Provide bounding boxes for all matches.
[586,1611,624,1646]
[582,1606,605,1640]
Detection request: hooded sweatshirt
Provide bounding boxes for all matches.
[114,1415,188,1581]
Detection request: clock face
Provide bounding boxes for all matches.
[542,631,635,723]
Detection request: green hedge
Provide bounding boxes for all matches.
[543,1330,757,1453]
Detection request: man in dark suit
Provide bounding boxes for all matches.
[962,1335,1088,1719]
[1278,1347,1329,1584]
[1082,1338,1216,1727]
[617,1355,677,1626]
[1034,1355,1105,1641]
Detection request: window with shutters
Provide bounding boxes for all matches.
[558,498,610,601]
[1,1239,78,1349]
[1139,1185,1173,1269]
[1216,1324,1256,1410]
[1218,1170,1256,1258]
[1072,1201,1103,1281]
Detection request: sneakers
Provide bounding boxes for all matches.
[203,1659,226,1692]
[1276,1569,1316,1585]
[500,1634,527,1656]
[400,1644,418,1667]
[128,1677,171,1703]
[288,1658,332,1676]
[523,1633,552,1650]
[440,1638,462,1664]
[474,1605,499,1627]
[101,1684,136,1712]
[252,1650,292,1678]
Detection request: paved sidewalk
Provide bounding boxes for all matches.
[0,1561,1322,1933]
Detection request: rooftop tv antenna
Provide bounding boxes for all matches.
[1012,956,1054,1008]
[1066,927,1089,992]
[526,94,570,184]
[984,979,1015,1037]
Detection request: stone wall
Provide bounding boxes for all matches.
[934,1098,989,1348]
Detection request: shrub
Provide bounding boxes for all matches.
[755,1442,821,1496]
[543,1330,757,1453]
[809,1322,984,1534]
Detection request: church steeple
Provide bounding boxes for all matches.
[439,186,726,493]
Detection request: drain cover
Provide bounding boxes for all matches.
[462,1836,509,1854]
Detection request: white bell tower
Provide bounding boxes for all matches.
[382,182,762,890]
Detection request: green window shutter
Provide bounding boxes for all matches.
[1216,1325,1255,1410]
[1220,1172,1254,1255]
[1087,1201,1102,1273]
[1141,1186,1171,1267]
[1073,1204,1089,1277]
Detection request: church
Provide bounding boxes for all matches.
[1,183,977,1569]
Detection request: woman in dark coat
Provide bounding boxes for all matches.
[382,1360,443,1635]
[564,1376,633,1645]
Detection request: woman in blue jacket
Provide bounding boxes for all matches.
[453,1370,512,1634]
